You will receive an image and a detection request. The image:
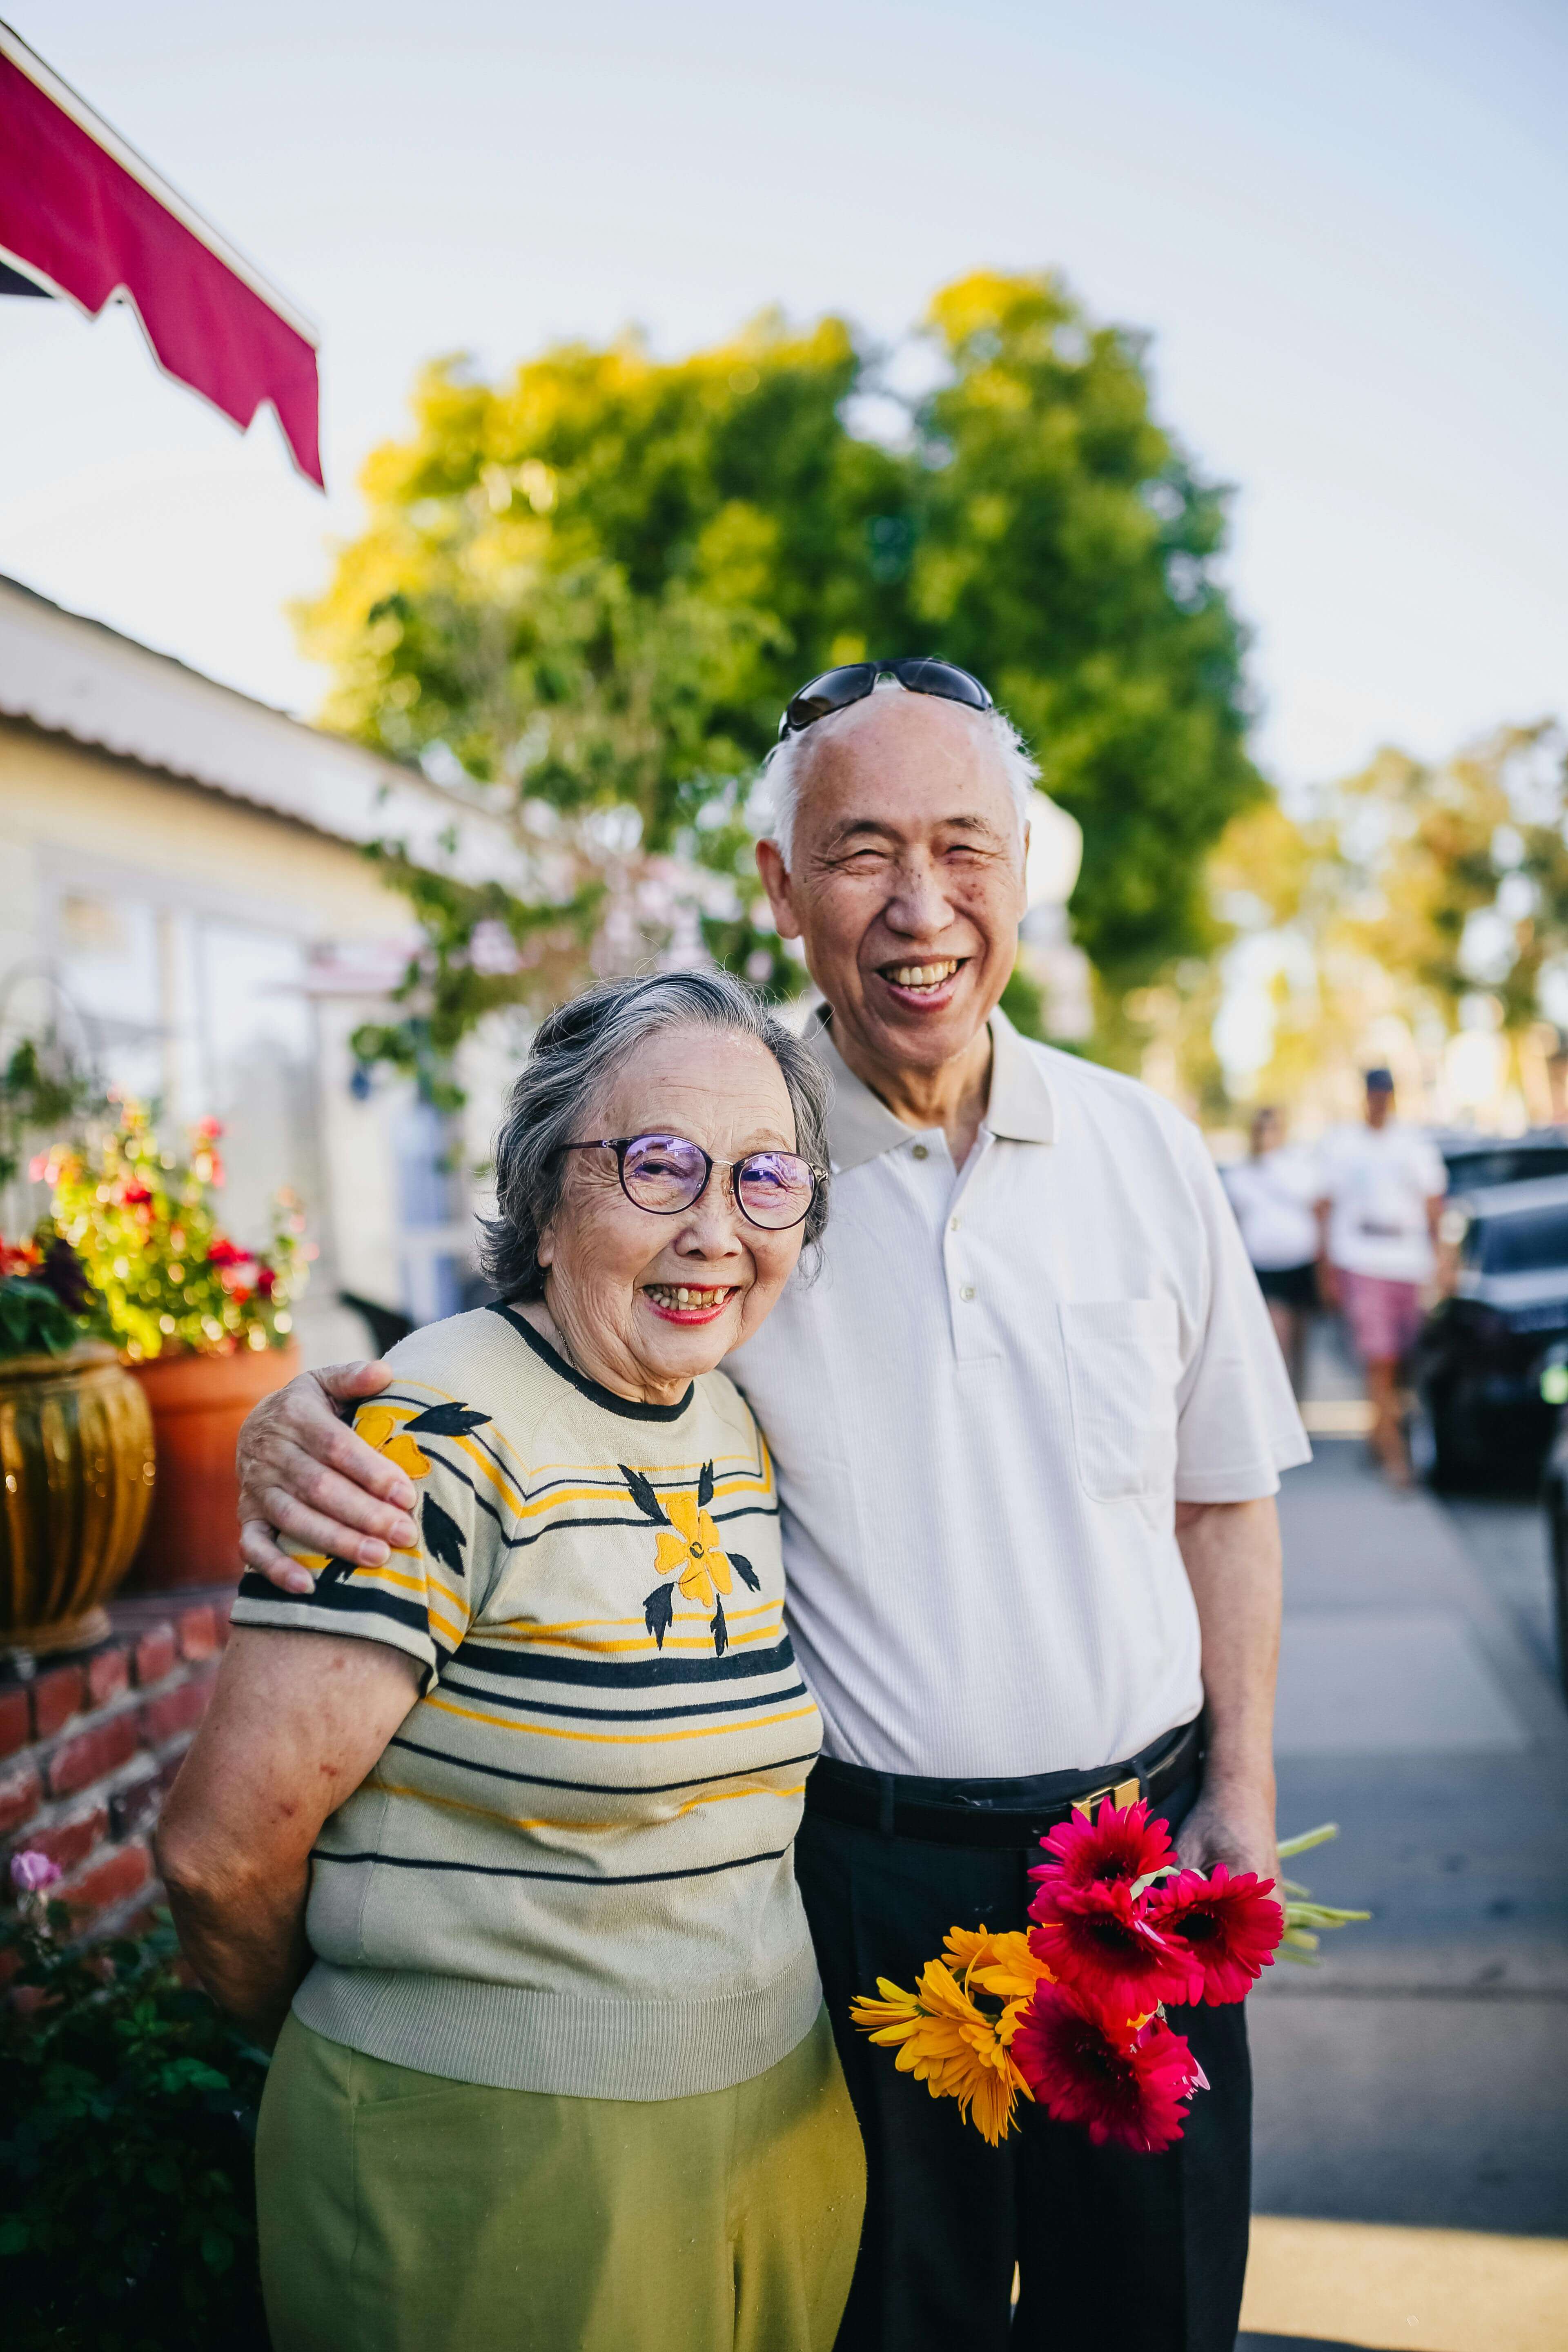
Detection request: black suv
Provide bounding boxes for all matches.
[1435,1129,1568,1195]
[1408,1174,1568,1489]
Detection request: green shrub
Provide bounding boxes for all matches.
[0,1896,270,2350]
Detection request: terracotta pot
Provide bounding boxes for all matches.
[124,1343,300,1594]
[0,1342,156,1653]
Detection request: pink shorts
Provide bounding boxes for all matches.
[1336,1268,1424,1364]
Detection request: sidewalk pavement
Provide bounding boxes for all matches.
[1237,1434,1568,2349]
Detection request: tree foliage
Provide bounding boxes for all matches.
[1205,723,1568,1116]
[298,271,1263,1063]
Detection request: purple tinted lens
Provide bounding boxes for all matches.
[736,1152,815,1228]
[622,1134,708,1211]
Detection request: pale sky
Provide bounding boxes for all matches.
[2,0,1565,795]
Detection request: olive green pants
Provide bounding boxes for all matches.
[256,2007,865,2352]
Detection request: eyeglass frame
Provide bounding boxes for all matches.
[555,1134,826,1231]
[777,656,994,741]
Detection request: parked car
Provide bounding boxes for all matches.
[1432,1127,1568,1196]
[1539,1408,1568,1702]
[1408,1174,1568,1490]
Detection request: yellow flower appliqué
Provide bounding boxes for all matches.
[653,1490,733,1611]
[354,1405,434,1489]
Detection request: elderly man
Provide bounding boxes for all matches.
[236,657,1307,2352]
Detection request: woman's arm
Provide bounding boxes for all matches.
[155,1627,421,2046]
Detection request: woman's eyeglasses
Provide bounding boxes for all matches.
[557,1134,823,1231]
[777,656,993,740]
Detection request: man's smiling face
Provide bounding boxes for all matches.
[756,687,1030,1084]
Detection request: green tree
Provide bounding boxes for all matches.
[298,272,1263,1072]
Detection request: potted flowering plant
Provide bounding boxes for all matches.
[0,1233,155,1652]
[38,1102,311,1592]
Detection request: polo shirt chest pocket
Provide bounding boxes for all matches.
[1059,1298,1181,1502]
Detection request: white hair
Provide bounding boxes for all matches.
[755,674,1040,869]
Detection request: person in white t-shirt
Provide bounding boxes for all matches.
[1223,1107,1320,1396]
[1315,1069,1446,1482]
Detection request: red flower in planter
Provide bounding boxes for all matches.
[1143,1866,1284,2005]
[1027,1879,1198,2013]
[1010,1984,1205,2153]
[1029,1796,1175,1892]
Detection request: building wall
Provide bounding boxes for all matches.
[0,722,480,1359]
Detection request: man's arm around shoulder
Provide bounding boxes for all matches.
[238,1360,419,1592]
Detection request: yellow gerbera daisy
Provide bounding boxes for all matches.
[850,1957,1030,2146]
[943,1924,1056,2003]
[653,1489,732,1610]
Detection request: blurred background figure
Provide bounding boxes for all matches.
[1223,1106,1320,1396]
[1316,1070,1446,1485]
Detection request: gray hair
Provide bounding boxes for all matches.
[756,674,1040,869]
[480,969,832,1301]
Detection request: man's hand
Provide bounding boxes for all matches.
[1174,1775,1279,1890]
[237,1361,416,1594]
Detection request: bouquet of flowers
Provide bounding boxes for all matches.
[851,1802,1364,2153]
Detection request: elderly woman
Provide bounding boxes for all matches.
[156,970,864,2352]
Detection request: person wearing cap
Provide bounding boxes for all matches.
[232,659,1309,2352]
[1315,1068,1446,1483]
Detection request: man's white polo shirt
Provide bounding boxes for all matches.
[725,1008,1310,1779]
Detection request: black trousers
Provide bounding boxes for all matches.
[795,1775,1251,2352]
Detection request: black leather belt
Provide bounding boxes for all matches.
[803,1717,1203,1850]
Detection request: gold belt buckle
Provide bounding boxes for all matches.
[1072,1775,1142,1819]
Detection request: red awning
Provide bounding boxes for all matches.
[0,22,322,486]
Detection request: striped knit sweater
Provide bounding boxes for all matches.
[230,1304,824,2100]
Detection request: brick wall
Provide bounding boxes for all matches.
[1,1589,231,1941]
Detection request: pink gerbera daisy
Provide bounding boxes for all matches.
[1010,1984,1205,2153]
[1144,1866,1285,2005]
[1027,1878,1199,2013]
[1029,1796,1176,1892]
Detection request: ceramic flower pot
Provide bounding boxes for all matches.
[123,1343,300,1594]
[0,1341,156,1653]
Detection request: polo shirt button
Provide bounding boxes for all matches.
[960,1284,976,1302]
[911,1144,929,1161]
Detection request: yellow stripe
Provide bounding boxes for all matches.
[344,1561,468,1648]
[368,1774,805,1834]
[424,1695,820,1748]
[512,1472,767,1522]
[489,1600,780,1640]
[490,1621,783,1658]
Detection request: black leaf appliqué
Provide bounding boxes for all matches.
[620,1464,668,1525]
[423,1495,468,1578]
[403,1402,492,1438]
[729,1552,761,1594]
[644,1584,676,1649]
[710,1595,728,1657]
[697,1460,715,1509]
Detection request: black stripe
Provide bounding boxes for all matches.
[488,1303,696,1421]
[386,1733,820,1797]
[237,1575,432,1639]
[435,1674,811,1725]
[310,1843,792,1889]
[457,1635,797,1690]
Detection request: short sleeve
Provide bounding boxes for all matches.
[1412,1136,1448,1197]
[1173,1135,1312,1504]
[232,1385,494,1690]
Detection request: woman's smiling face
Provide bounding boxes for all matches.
[535,1024,808,1404]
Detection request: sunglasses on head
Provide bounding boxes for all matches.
[777,657,993,740]
[556,1133,823,1231]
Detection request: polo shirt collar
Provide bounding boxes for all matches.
[806,1002,1055,1172]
